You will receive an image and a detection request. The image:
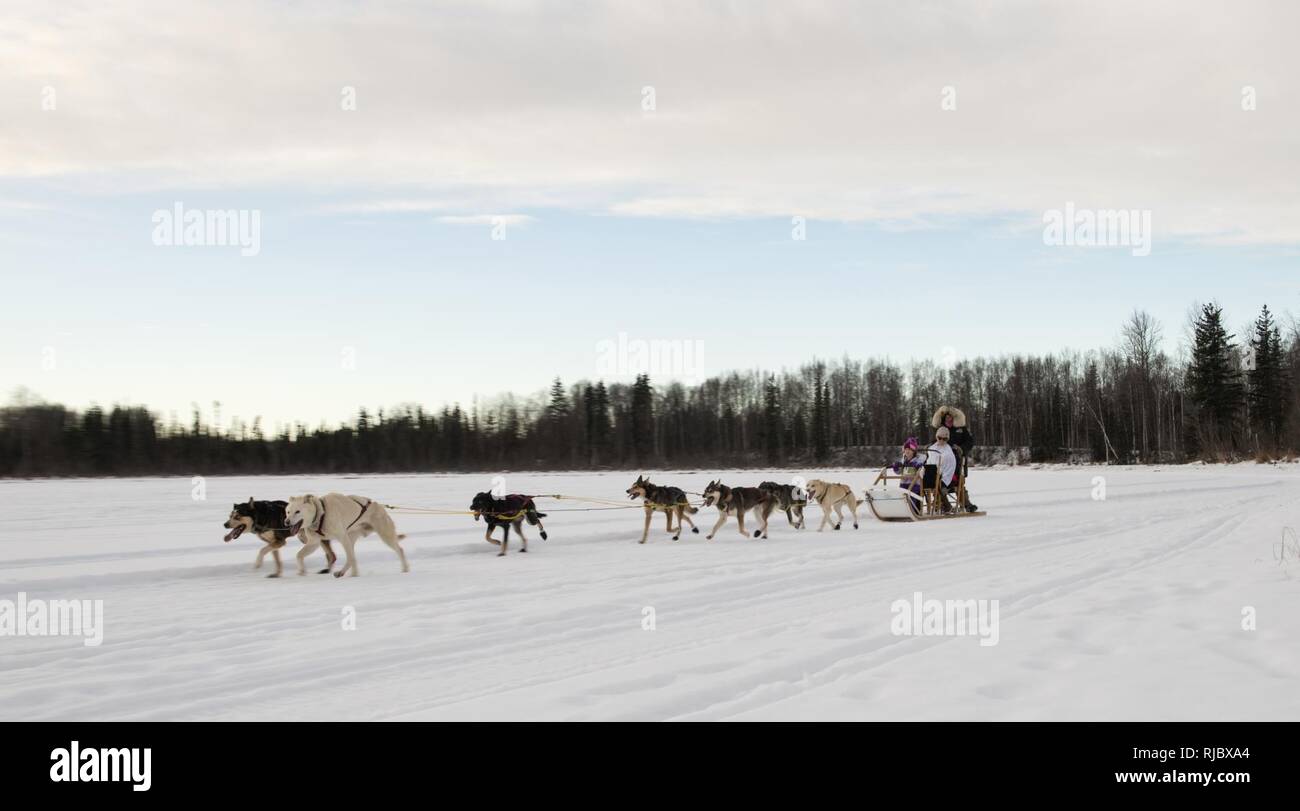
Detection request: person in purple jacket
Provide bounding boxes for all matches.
[890,436,926,513]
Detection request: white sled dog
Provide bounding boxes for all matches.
[284,493,410,577]
[806,479,860,531]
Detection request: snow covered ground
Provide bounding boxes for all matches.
[1,465,1298,721]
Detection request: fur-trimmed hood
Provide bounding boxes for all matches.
[931,405,967,428]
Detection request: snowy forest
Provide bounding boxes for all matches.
[1,302,1294,476]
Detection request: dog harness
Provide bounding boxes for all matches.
[639,486,690,512]
[484,508,528,521]
[478,496,534,523]
[643,497,692,511]
[311,496,372,535]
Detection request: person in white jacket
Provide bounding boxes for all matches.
[925,426,958,512]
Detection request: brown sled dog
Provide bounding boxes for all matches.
[626,475,699,543]
[702,480,775,540]
[758,481,807,530]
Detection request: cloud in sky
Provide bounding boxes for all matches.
[2,0,1298,244]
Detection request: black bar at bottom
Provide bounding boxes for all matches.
[3,721,1282,798]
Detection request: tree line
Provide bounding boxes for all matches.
[2,303,1296,477]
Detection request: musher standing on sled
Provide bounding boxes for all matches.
[931,406,978,512]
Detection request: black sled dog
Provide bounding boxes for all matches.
[470,492,548,557]
[223,498,336,577]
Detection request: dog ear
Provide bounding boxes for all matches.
[248,497,255,505]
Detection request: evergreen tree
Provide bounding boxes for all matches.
[630,374,654,465]
[546,377,571,463]
[1186,302,1244,449]
[593,382,612,463]
[547,378,569,421]
[582,384,613,466]
[762,375,782,465]
[582,385,597,464]
[811,365,830,462]
[1247,305,1287,448]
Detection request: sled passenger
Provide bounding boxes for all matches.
[925,427,958,513]
[890,437,926,513]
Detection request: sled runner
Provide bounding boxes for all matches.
[865,447,986,522]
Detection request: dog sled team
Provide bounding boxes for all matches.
[221,405,984,575]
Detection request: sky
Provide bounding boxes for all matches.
[2,0,1298,430]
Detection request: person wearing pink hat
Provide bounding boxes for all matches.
[890,436,926,511]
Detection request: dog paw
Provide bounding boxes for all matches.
[266,573,280,579]
[540,532,548,540]
[834,524,841,530]
[671,535,680,541]
[333,570,345,578]
[692,527,699,534]
[753,530,762,538]
[497,552,506,557]
[519,548,527,553]
[317,569,331,574]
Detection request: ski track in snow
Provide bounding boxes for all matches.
[0,466,1297,721]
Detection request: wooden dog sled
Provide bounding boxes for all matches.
[864,447,986,522]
